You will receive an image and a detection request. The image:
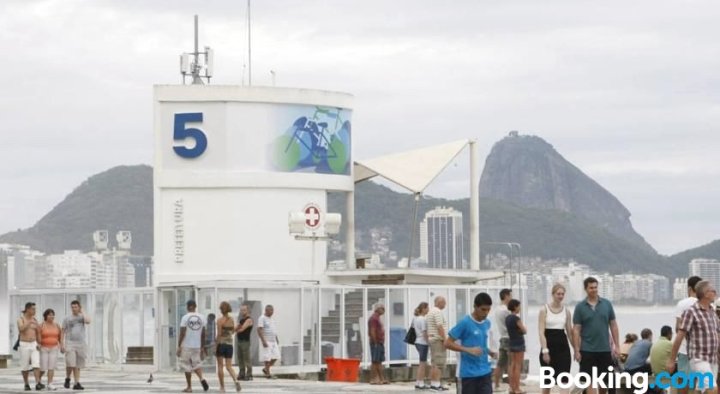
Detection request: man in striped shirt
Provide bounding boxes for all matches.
[257,305,280,379]
[668,280,719,393]
[427,296,448,391]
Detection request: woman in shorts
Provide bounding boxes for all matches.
[412,302,429,390]
[216,302,241,392]
[39,309,63,391]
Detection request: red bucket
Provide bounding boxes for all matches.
[325,357,361,382]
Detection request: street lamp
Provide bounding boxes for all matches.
[482,242,522,294]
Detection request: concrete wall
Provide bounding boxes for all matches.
[153,86,354,285]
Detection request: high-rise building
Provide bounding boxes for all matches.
[689,259,720,289]
[419,207,464,269]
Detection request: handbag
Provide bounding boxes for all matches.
[13,335,20,351]
[404,323,417,345]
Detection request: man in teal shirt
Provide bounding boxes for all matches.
[573,277,620,394]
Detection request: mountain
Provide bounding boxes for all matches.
[330,181,678,278]
[0,141,693,278]
[479,133,655,253]
[669,239,720,267]
[0,165,153,255]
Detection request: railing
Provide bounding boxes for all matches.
[9,284,525,370]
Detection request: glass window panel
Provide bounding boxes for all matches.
[243,288,302,367]
[344,288,364,360]
[302,288,319,365]
[388,288,406,362]
[143,292,154,346]
[121,293,142,363]
[320,288,341,363]
[40,293,67,329]
[455,289,468,323]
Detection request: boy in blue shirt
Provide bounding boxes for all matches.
[445,292,496,394]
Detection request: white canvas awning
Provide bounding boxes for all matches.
[353,139,471,194]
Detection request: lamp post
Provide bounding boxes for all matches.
[482,242,522,294]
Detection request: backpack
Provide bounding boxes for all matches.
[403,318,417,345]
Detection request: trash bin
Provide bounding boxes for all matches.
[390,327,407,360]
[325,357,361,382]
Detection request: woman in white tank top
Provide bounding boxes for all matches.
[538,284,575,394]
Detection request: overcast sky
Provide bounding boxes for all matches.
[2,0,719,255]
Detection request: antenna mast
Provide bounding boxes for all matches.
[179,15,214,85]
[248,0,252,86]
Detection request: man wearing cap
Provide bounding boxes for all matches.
[178,300,209,393]
[18,302,44,391]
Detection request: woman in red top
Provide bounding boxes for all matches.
[39,309,63,391]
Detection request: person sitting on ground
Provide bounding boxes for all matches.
[650,326,673,386]
[619,333,638,365]
[624,328,653,374]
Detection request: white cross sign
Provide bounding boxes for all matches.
[304,204,321,229]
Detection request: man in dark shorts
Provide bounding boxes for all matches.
[493,288,512,390]
[573,277,620,394]
[368,303,388,385]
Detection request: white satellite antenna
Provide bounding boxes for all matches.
[116,231,132,250]
[179,15,214,85]
[93,230,109,251]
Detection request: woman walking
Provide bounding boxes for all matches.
[412,302,429,390]
[216,302,241,392]
[39,309,63,391]
[506,299,526,394]
[538,284,574,394]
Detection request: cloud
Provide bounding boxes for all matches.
[1,0,719,255]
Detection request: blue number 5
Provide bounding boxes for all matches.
[173,113,207,158]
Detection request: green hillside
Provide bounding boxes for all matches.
[0,165,153,255]
[331,181,679,277]
[0,165,700,279]
[669,239,720,270]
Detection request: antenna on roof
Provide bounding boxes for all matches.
[180,15,213,85]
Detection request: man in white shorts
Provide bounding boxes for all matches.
[668,280,719,394]
[62,300,90,390]
[18,302,44,391]
[177,300,209,393]
[257,305,280,378]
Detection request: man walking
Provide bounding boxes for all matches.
[18,302,44,391]
[367,303,388,385]
[674,275,702,394]
[62,300,90,390]
[446,292,496,394]
[668,280,719,394]
[573,277,620,394]
[257,305,280,378]
[493,288,512,390]
[177,300,209,393]
[427,296,449,391]
[235,304,254,381]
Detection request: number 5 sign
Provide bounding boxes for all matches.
[173,113,207,158]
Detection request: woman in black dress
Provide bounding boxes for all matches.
[538,284,574,394]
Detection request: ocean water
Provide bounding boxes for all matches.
[522,305,675,376]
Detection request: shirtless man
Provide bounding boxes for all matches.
[18,302,44,391]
